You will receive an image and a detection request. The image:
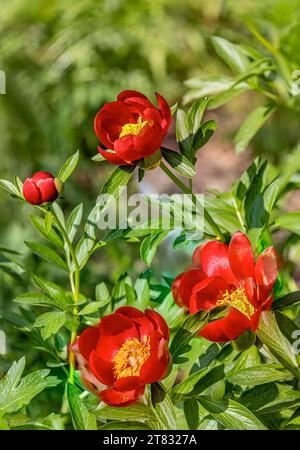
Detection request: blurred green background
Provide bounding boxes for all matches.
[1,0,300,378]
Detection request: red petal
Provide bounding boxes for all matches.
[254,246,279,289]
[155,92,172,137]
[96,314,139,361]
[37,178,58,203]
[118,90,152,109]
[189,276,229,314]
[94,101,134,146]
[172,268,206,308]
[89,350,115,386]
[78,326,100,361]
[98,145,128,165]
[261,294,274,311]
[113,376,143,392]
[115,306,155,340]
[228,231,255,281]
[31,171,54,181]
[192,245,203,266]
[201,241,237,284]
[23,179,42,205]
[200,307,251,342]
[100,386,145,407]
[145,309,170,341]
[140,333,169,384]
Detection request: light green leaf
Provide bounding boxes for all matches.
[275,212,300,235]
[228,364,292,386]
[140,231,169,266]
[198,396,267,430]
[94,403,153,422]
[151,383,178,430]
[67,384,97,430]
[78,302,103,316]
[57,150,79,183]
[30,215,64,248]
[99,421,152,430]
[211,36,249,74]
[33,311,66,340]
[14,292,63,309]
[257,312,300,380]
[235,104,275,154]
[0,358,60,418]
[161,148,196,178]
[66,203,83,243]
[25,241,68,271]
[32,275,70,309]
[95,282,111,307]
[0,179,23,199]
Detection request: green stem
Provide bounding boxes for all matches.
[160,161,225,241]
[51,205,80,384]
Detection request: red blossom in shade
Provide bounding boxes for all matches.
[76,306,170,407]
[23,171,60,205]
[94,90,171,165]
[172,231,279,343]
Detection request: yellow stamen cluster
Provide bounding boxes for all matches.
[119,118,147,138]
[113,337,150,379]
[216,288,255,320]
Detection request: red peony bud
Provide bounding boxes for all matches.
[23,171,61,205]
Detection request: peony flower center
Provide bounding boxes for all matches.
[216,288,255,320]
[119,117,147,139]
[113,337,150,379]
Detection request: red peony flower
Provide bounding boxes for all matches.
[77,306,170,407]
[23,171,60,205]
[172,231,279,343]
[94,90,171,165]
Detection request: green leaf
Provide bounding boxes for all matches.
[171,365,225,401]
[184,398,199,430]
[14,292,63,309]
[272,291,300,310]
[187,97,210,134]
[91,153,106,162]
[67,384,97,430]
[161,148,196,178]
[211,36,249,73]
[176,108,191,156]
[78,302,103,316]
[170,307,226,362]
[94,403,153,422]
[151,382,178,430]
[193,120,217,151]
[240,383,300,414]
[256,312,300,380]
[57,150,79,183]
[0,358,60,418]
[32,275,69,309]
[275,212,300,234]
[198,397,267,430]
[44,211,53,234]
[235,105,275,154]
[0,179,23,199]
[25,241,68,271]
[66,203,83,243]
[76,165,134,268]
[99,421,152,430]
[30,215,64,248]
[33,311,66,340]
[228,364,292,386]
[135,272,150,310]
[140,231,169,266]
[95,282,111,307]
